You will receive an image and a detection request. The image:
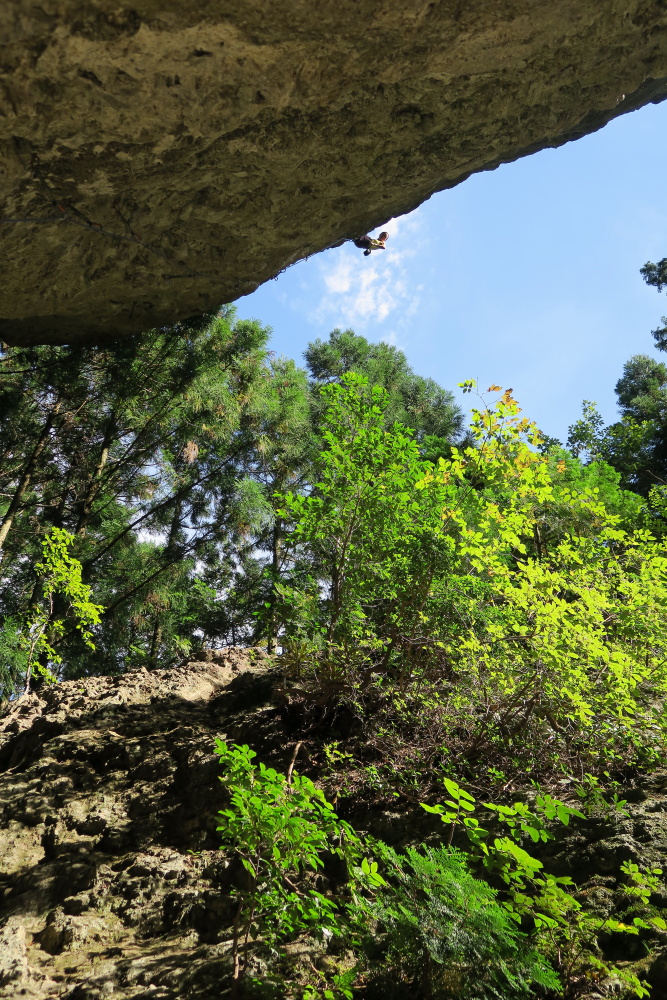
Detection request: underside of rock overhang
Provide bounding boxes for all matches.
[1,0,667,345]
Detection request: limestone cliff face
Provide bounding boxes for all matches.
[1,655,667,998]
[0,651,277,999]
[2,1,667,344]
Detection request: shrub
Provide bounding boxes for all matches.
[214,740,362,997]
[360,842,560,999]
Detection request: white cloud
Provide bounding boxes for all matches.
[312,209,425,333]
[322,257,353,295]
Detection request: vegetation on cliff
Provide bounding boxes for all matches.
[1,260,667,998]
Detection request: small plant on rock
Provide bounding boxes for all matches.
[422,777,654,998]
[214,740,363,997]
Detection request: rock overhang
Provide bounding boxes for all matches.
[1,0,667,345]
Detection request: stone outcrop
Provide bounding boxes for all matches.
[2,1,667,344]
[1,652,667,998]
[0,649,280,999]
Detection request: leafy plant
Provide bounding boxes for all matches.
[573,772,630,819]
[214,740,362,997]
[300,968,356,1000]
[19,528,103,695]
[276,372,453,703]
[277,376,667,775]
[359,841,560,999]
[618,860,667,935]
[421,777,652,998]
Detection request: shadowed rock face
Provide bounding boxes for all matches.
[2,1,667,345]
[0,650,281,999]
[1,654,667,997]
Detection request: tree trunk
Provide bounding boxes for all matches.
[76,415,116,535]
[266,520,281,653]
[148,617,162,669]
[0,401,60,554]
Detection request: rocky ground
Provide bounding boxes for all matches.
[0,649,285,999]
[0,650,666,998]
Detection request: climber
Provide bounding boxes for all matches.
[353,231,389,256]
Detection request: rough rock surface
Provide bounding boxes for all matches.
[0,648,284,999]
[2,1,667,344]
[1,652,666,998]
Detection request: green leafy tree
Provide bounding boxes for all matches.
[277,379,667,769]
[276,372,451,692]
[304,329,464,459]
[237,357,316,651]
[580,258,667,493]
[0,308,275,673]
[640,257,667,294]
[562,257,667,497]
[0,528,103,698]
[566,360,667,496]
[566,400,606,462]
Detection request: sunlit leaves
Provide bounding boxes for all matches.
[279,375,667,748]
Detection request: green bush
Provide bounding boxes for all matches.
[214,740,363,997]
[213,745,661,1000]
[276,376,667,774]
[360,842,560,1000]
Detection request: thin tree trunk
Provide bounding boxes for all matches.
[266,520,281,653]
[52,470,73,529]
[0,401,60,554]
[165,500,183,558]
[148,617,162,669]
[230,899,243,1000]
[76,415,116,535]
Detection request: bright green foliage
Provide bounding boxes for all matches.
[421,777,652,998]
[304,329,464,460]
[16,528,103,695]
[276,372,452,692]
[421,778,482,847]
[422,384,667,737]
[567,357,667,496]
[214,740,362,995]
[620,861,663,904]
[360,842,560,999]
[421,778,584,880]
[237,357,316,651]
[213,742,666,1000]
[0,318,465,675]
[573,773,630,819]
[276,377,667,766]
[566,400,607,462]
[300,970,355,1000]
[214,745,566,1000]
[514,877,651,999]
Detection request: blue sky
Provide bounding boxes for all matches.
[236,99,667,444]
